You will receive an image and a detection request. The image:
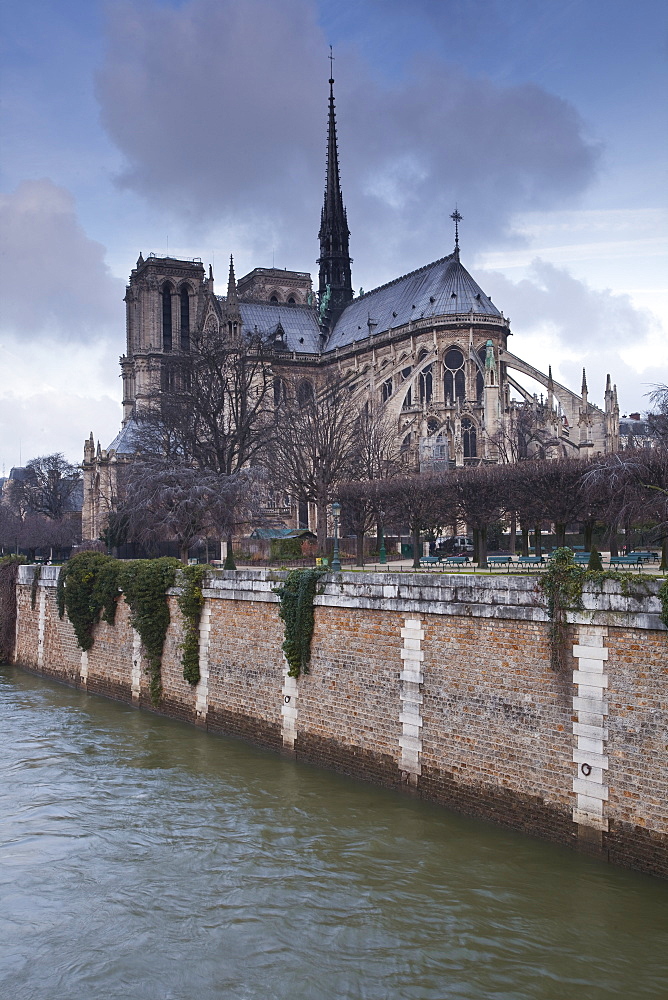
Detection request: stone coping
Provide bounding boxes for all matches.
[19,565,665,631]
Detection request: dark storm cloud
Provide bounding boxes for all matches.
[96,0,600,283]
[0,180,124,341]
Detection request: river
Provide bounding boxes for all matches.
[1,665,666,999]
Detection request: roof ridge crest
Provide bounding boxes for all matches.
[356,252,456,300]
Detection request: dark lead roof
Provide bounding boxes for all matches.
[325,253,502,351]
[239,302,321,353]
[108,419,143,456]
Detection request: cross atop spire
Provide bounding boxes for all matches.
[450,208,462,256]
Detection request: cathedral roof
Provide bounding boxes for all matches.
[107,419,143,455]
[239,302,321,353]
[325,252,503,351]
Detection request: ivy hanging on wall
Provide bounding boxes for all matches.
[539,548,666,669]
[94,559,124,626]
[57,551,120,652]
[119,558,179,704]
[659,577,668,629]
[273,568,324,678]
[538,548,585,671]
[30,565,42,610]
[0,555,26,664]
[176,564,208,685]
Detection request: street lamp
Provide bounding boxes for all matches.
[331,501,342,572]
[378,521,387,565]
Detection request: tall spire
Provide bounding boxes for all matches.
[227,255,238,303]
[317,48,353,336]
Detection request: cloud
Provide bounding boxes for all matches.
[0,179,125,341]
[0,336,123,470]
[0,390,121,472]
[479,259,665,412]
[483,258,660,349]
[96,0,600,281]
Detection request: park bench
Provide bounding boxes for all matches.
[517,555,545,568]
[440,555,469,567]
[573,553,592,564]
[628,551,659,563]
[609,554,644,568]
[487,555,514,568]
[419,555,441,567]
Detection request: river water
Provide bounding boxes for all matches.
[1,665,666,1000]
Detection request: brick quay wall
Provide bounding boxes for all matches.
[13,566,668,878]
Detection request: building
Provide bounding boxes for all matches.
[82,74,620,542]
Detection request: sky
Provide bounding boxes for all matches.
[0,0,666,473]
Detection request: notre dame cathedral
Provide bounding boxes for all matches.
[82,74,620,542]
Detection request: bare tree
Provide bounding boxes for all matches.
[118,457,262,563]
[135,331,277,564]
[494,401,563,463]
[449,465,508,568]
[336,479,376,566]
[7,454,82,521]
[142,331,275,476]
[647,384,668,446]
[0,506,21,555]
[273,373,360,550]
[584,448,668,568]
[350,404,403,481]
[380,472,453,569]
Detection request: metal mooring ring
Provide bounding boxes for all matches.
[581,763,592,777]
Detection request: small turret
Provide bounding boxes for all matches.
[225,255,241,338]
[227,255,238,303]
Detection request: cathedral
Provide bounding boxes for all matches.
[82,74,620,543]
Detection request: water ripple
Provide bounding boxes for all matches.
[1,665,667,1000]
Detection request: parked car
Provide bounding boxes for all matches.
[437,535,474,556]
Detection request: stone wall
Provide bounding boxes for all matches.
[12,566,667,878]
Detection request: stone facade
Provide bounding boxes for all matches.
[13,566,667,878]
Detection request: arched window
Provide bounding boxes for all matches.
[273,376,286,407]
[402,386,412,409]
[297,380,314,408]
[161,360,176,393]
[462,417,477,459]
[162,283,173,352]
[288,296,296,304]
[476,346,486,400]
[443,346,465,402]
[419,364,433,404]
[180,286,190,351]
[381,378,393,403]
